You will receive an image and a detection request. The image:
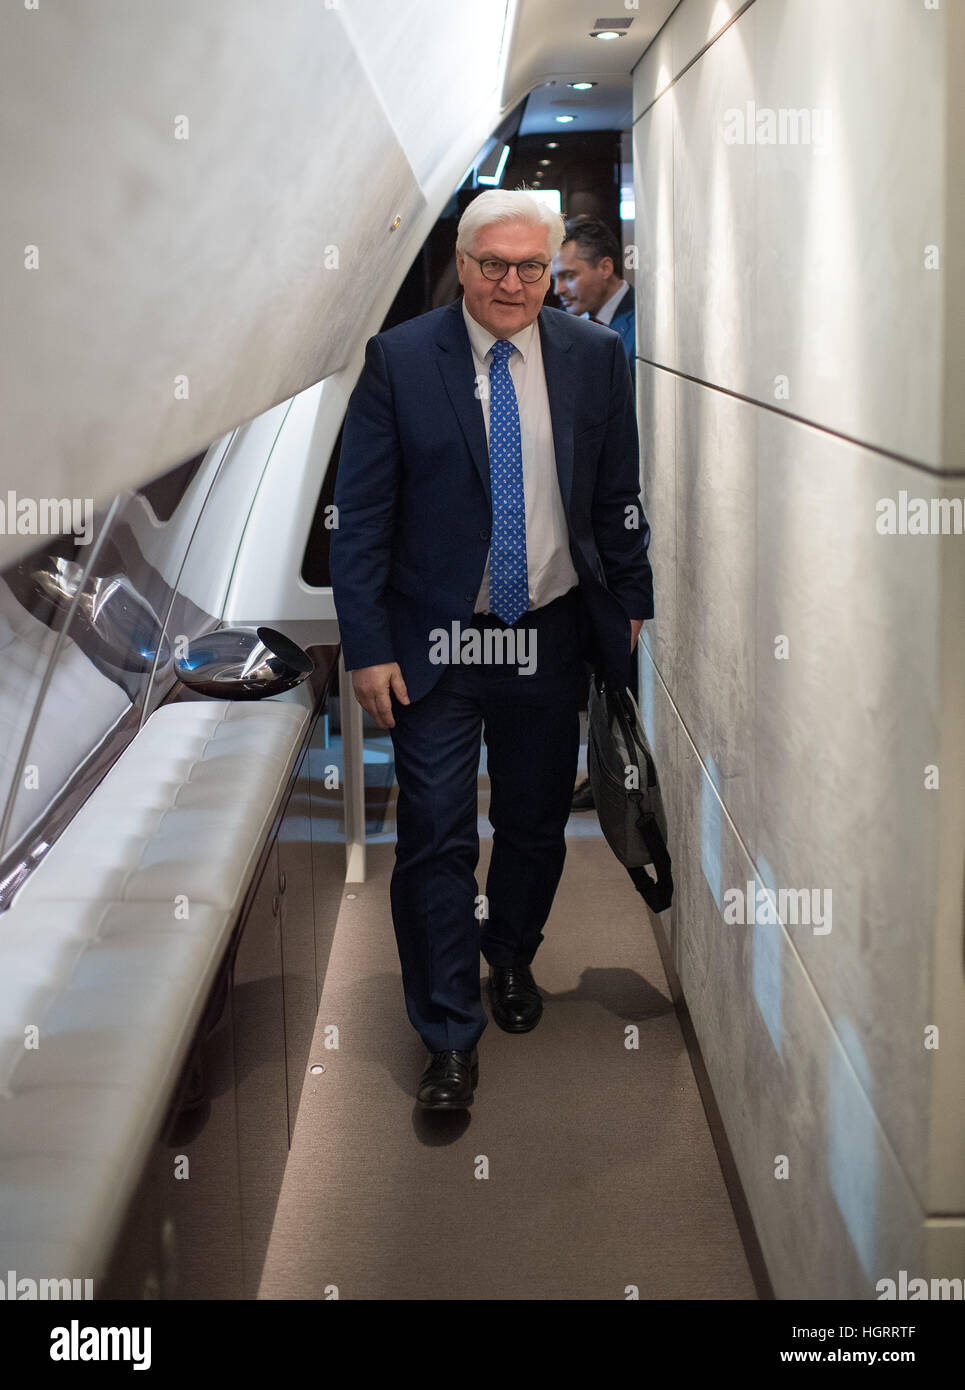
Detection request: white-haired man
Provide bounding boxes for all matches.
[330,190,653,1109]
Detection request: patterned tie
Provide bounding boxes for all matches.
[487,339,529,625]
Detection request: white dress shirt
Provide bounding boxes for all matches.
[462,299,579,615]
[586,278,630,326]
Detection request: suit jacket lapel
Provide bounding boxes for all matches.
[435,301,491,502]
[537,307,574,516]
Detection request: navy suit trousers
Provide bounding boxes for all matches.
[388,587,589,1052]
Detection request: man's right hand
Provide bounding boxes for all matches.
[350,662,409,730]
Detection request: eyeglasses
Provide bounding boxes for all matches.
[464,252,550,284]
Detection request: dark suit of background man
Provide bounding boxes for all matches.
[330,190,653,1110]
[552,214,635,377]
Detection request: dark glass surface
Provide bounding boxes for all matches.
[0,446,221,894]
[300,424,342,588]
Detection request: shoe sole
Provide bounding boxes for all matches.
[417,1093,474,1110]
[491,1011,541,1033]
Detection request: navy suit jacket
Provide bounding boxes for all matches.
[330,299,654,704]
[608,286,636,374]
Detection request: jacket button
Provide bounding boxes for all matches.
[480,528,491,540]
[464,590,475,602]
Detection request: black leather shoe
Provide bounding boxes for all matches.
[487,965,543,1033]
[416,1048,478,1109]
[571,777,595,811]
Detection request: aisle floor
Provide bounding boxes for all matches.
[259,770,757,1300]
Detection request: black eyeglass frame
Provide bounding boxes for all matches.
[463,252,551,283]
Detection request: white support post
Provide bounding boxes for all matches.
[339,650,366,883]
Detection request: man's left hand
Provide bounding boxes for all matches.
[630,619,644,652]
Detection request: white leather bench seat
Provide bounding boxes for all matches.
[18,703,306,908]
[0,698,310,1287]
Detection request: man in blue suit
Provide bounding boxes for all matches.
[552,214,635,376]
[330,190,653,1109]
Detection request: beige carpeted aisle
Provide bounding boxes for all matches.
[258,779,757,1300]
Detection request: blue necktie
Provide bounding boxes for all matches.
[487,339,529,626]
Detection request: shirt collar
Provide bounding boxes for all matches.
[462,298,538,363]
[589,280,630,327]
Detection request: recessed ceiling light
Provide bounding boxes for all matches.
[539,158,551,166]
[569,81,596,90]
[546,141,558,149]
[555,115,576,123]
[591,30,624,40]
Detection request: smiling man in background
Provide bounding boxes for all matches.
[330,189,652,1111]
[552,213,635,376]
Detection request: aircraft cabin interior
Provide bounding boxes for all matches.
[1,0,963,1340]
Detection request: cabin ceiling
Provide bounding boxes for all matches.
[504,0,677,131]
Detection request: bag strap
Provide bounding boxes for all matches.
[626,809,674,912]
[595,672,674,910]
